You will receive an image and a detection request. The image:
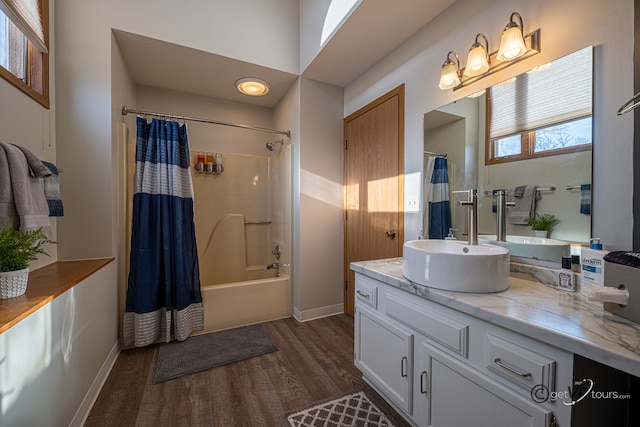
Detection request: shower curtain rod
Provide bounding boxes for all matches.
[121,106,291,138]
[424,150,447,157]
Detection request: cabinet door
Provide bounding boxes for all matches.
[355,306,413,413]
[420,342,552,427]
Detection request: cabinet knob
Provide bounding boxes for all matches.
[385,230,397,239]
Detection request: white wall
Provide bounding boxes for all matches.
[299,0,331,73]
[296,78,345,319]
[0,262,119,427]
[344,0,635,251]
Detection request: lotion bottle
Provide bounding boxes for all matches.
[580,238,608,295]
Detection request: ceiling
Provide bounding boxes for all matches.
[113,0,456,108]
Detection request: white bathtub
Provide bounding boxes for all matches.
[200,273,291,333]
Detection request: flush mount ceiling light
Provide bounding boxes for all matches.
[235,78,270,96]
[438,51,461,90]
[496,12,527,62]
[438,11,540,91]
[464,34,490,77]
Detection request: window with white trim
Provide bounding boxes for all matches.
[0,0,49,108]
[486,47,592,164]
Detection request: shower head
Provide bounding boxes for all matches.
[266,140,284,151]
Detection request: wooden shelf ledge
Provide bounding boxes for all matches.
[0,258,114,334]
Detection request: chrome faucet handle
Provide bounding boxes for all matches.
[271,245,281,260]
[452,189,478,245]
[495,190,515,242]
[452,189,476,197]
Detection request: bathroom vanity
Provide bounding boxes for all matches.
[351,258,640,427]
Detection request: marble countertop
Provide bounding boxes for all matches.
[351,258,640,378]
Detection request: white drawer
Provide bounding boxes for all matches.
[386,292,468,357]
[355,274,378,309]
[485,333,556,395]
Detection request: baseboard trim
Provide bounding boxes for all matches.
[293,303,344,322]
[70,340,120,427]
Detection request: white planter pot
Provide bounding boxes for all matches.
[533,230,549,238]
[0,268,29,299]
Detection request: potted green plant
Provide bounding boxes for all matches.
[526,214,560,238]
[0,221,55,299]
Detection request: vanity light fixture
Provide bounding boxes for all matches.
[496,12,527,62]
[235,77,270,96]
[464,34,490,77]
[438,51,461,90]
[438,11,540,91]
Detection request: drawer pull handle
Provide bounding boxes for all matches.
[356,290,370,300]
[401,356,408,377]
[420,371,428,394]
[494,358,532,378]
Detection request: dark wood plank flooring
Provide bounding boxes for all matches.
[85,314,376,426]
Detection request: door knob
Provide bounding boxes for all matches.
[385,230,396,239]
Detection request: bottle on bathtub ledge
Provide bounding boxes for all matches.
[445,228,457,240]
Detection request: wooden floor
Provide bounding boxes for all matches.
[85,314,373,427]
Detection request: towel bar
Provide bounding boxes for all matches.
[482,186,555,196]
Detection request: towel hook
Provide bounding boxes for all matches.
[617,91,640,115]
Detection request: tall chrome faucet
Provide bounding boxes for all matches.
[453,189,478,245]
[495,190,515,242]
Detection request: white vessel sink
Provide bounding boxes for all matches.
[478,235,570,262]
[403,240,510,293]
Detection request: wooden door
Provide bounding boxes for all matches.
[344,85,404,315]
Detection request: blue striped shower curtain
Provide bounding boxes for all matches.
[428,157,452,239]
[124,117,203,347]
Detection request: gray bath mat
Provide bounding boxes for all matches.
[153,323,278,383]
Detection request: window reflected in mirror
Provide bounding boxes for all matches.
[424,46,593,255]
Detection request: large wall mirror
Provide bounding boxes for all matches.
[424,46,593,260]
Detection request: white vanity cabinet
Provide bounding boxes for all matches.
[355,306,414,413]
[354,273,573,427]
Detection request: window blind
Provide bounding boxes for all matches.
[489,46,592,139]
[0,0,46,53]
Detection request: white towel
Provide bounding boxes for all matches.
[508,185,540,225]
[0,142,52,238]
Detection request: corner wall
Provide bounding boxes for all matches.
[296,78,345,319]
